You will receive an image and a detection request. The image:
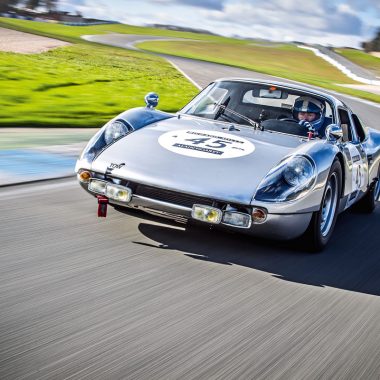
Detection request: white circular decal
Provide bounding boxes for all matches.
[158,129,255,159]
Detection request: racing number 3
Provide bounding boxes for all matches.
[185,138,232,149]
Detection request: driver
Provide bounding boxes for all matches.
[292,96,326,136]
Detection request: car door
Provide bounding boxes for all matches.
[337,107,369,209]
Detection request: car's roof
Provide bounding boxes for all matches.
[213,77,345,108]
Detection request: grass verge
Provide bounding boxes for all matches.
[137,40,380,103]
[0,20,198,128]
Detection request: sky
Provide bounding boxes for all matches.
[58,0,380,48]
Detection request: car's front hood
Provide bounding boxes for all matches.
[92,116,305,204]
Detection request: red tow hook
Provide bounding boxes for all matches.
[97,196,108,217]
[307,130,314,140]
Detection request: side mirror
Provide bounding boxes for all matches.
[145,92,159,109]
[325,124,343,142]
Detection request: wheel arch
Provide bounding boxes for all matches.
[335,151,345,198]
[118,107,174,131]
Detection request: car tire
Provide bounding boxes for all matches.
[354,167,380,213]
[304,159,342,252]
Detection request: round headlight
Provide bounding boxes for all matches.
[104,120,132,145]
[283,156,314,187]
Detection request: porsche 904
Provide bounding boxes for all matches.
[76,79,380,251]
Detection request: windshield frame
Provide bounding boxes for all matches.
[179,80,336,138]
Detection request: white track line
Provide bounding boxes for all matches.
[166,58,202,90]
[298,45,380,85]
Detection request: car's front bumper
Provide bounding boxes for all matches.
[111,194,312,240]
[79,177,312,240]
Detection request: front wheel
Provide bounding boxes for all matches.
[304,159,342,252]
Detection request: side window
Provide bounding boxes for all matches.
[338,108,353,142]
[324,102,334,121]
[351,114,366,142]
[242,90,256,104]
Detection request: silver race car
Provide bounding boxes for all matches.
[76,79,380,251]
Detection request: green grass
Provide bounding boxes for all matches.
[137,40,380,103]
[334,48,380,77]
[0,20,198,128]
[1,18,380,130]
[0,17,250,45]
[138,41,355,84]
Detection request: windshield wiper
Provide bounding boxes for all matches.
[214,99,260,129]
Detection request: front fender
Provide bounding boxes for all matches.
[75,107,174,171]
[116,107,174,131]
[252,140,340,214]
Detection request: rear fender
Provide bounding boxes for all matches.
[363,128,380,186]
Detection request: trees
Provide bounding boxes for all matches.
[25,0,57,11]
[25,0,39,9]
[362,28,380,52]
[0,0,19,13]
[0,0,57,14]
[45,0,56,11]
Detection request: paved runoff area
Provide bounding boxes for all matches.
[0,129,97,186]
[0,26,70,54]
[0,147,81,186]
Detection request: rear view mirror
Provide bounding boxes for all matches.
[259,89,284,99]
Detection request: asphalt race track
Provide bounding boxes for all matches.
[1,179,380,379]
[1,37,380,379]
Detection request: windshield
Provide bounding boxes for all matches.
[180,81,334,138]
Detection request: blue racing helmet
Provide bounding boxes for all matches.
[293,96,326,131]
